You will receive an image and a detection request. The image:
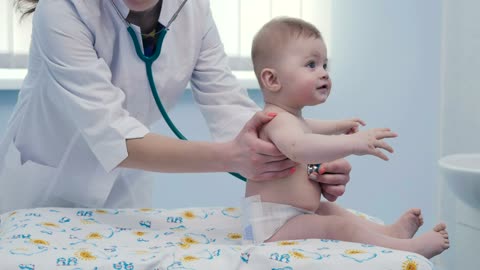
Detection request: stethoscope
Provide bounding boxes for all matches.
[111,0,247,182]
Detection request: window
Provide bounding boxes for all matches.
[0,0,31,68]
[0,0,331,70]
[211,0,331,70]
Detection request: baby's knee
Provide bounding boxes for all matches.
[315,201,337,215]
[324,216,356,238]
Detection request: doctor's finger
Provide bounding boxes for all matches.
[314,172,350,185]
[250,167,295,182]
[322,192,338,202]
[253,139,284,157]
[321,184,346,198]
[262,158,297,172]
[257,154,291,163]
[320,159,352,175]
[245,111,276,132]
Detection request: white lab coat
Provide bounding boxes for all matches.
[0,0,259,214]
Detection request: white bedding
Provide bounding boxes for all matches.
[0,207,434,269]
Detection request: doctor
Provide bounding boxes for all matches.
[0,0,351,214]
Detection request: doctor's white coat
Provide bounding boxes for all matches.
[0,0,259,213]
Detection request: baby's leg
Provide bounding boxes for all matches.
[315,201,423,238]
[266,214,449,259]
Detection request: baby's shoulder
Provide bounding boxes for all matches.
[262,111,302,134]
[269,111,301,123]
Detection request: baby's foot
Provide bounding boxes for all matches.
[388,208,424,238]
[411,223,449,259]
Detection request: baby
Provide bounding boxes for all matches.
[242,17,449,259]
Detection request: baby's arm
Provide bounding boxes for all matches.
[265,113,396,164]
[306,118,366,135]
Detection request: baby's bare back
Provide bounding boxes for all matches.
[245,164,322,212]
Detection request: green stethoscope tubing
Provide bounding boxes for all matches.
[126,26,247,182]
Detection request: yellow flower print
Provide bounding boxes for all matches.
[182,236,199,244]
[87,232,103,240]
[8,211,17,217]
[30,239,49,246]
[179,236,199,249]
[182,211,196,219]
[224,207,237,212]
[134,231,147,237]
[227,233,242,240]
[402,260,419,270]
[41,222,59,228]
[289,250,306,259]
[95,209,108,214]
[278,241,298,246]
[179,242,191,249]
[181,255,199,262]
[139,208,153,212]
[81,219,96,225]
[345,249,367,255]
[75,250,97,261]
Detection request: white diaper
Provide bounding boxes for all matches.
[241,195,313,244]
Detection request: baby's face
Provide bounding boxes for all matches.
[276,37,331,107]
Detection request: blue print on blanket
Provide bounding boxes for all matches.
[56,256,78,266]
[58,217,71,223]
[170,225,187,232]
[76,210,94,217]
[18,264,35,270]
[113,261,134,269]
[270,252,291,263]
[166,261,195,270]
[241,251,250,263]
[167,217,183,224]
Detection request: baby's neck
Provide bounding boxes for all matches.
[264,102,303,117]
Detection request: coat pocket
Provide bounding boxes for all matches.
[0,141,57,213]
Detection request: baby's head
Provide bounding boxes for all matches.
[251,17,331,109]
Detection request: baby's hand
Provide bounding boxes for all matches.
[351,128,397,160]
[337,118,366,134]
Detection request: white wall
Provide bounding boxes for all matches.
[438,0,480,269]
[322,0,442,232]
[441,0,480,155]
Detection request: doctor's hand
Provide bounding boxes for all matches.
[227,112,297,181]
[310,159,351,202]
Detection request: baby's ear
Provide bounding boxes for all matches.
[260,68,281,92]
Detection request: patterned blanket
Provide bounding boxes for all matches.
[0,207,433,269]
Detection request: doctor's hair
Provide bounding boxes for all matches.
[14,0,38,18]
[251,17,323,85]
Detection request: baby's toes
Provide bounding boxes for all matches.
[434,223,446,232]
[412,208,421,216]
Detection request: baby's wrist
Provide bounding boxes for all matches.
[340,135,358,155]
